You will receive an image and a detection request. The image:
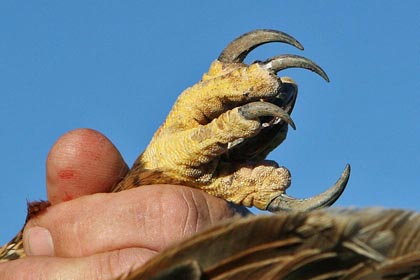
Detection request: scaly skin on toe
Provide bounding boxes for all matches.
[115,61,292,209]
[1,29,350,262]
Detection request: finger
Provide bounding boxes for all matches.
[46,128,129,204]
[0,247,155,280]
[24,185,248,258]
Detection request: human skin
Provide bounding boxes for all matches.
[0,128,247,279]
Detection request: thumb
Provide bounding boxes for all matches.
[46,128,129,204]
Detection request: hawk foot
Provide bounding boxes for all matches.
[117,29,350,211]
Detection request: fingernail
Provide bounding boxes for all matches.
[25,226,54,256]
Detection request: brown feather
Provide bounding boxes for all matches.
[122,208,420,280]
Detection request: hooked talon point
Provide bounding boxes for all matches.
[239,102,296,130]
[267,164,350,212]
[261,54,330,83]
[218,29,304,63]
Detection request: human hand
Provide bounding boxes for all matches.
[0,128,248,279]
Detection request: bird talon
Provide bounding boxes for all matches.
[260,54,330,82]
[239,102,296,130]
[218,29,303,63]
[266,164,351,212]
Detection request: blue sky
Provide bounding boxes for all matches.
[0,1,419,243]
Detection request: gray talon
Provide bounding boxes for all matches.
[261,54,330,82]
[239,102,296,130]
[219,30,347,212]
[267,164,351,212]
[218,29,304,63]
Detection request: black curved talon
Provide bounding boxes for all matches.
[239,102,296,130]
[267,164,351,212]
[220,29,349,211]
[218,29,304,63]
[261,55,330,82]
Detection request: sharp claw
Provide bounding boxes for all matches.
[239,102,296,130]
[260,54,330,82]
[218,29,304,63]
[267,164,350,212]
